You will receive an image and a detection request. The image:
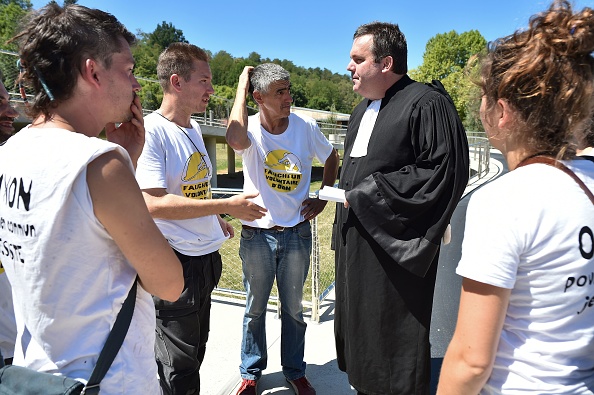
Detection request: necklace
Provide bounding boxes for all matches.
[155,111,201,152]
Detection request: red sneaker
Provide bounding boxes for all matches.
[286,376,316,395]
[236,378,258,395]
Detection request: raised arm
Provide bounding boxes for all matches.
[437,278,510,395]
[226,66,253,151]
[87,150,183,301]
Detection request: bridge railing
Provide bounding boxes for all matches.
[467,134,490,181]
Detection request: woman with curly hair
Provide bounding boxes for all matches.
[437,1,594,394]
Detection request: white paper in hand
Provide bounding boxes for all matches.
[318,186,346,203]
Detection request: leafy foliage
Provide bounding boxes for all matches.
[147,21,188,50]
[0,1,31,50]
[0,0,31,7]
[166,40,360,113]
[411,30,486,131]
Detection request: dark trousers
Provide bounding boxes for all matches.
[154,249,222,395]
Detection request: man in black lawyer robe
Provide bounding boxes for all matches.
[332,22,469,395]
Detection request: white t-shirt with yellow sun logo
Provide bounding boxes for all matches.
[236,112,334,228]
[136,113,227,256]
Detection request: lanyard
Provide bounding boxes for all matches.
[155,112,201,153]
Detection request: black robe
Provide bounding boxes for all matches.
[333,75,469,395]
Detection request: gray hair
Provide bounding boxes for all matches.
[249,63,290,95]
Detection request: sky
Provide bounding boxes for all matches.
[31,0,594,76]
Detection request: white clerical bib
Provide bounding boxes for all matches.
[350,99,381,158]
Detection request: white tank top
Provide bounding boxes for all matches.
[0,127,159,394]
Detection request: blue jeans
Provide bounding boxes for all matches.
[239,221,312,381]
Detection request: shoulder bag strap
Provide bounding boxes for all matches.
[517,155,594,204]
[82,279,138,395]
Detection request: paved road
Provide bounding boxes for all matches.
[202,153,508,395]
[429,152,507,393]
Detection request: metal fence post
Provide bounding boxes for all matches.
[310,216,320,322]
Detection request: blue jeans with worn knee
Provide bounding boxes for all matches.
[238,221,312,381]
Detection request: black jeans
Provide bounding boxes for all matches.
[154,249,222,395]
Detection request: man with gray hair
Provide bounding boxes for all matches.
[227,64,339,395]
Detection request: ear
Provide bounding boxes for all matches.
[381,56,393,73]
[82,58,101,89]
[496,99,513,130]
[252,91,264,105]
[170,74,182,92]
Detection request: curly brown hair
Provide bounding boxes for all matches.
[480,0,594,158]
[10,3,135,119]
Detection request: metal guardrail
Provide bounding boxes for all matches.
[211,189,329,322]
[467,136,491,181]
[212,134,491,323]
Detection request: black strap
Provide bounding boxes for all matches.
[82,279,138,395]
[154,111,201,153]
[517,155,594,205]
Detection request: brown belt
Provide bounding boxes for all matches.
[242,220,308,232]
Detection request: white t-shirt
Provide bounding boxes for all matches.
[136,112,226,256]
[457,159,594,394]
[0,128,159,394]
[0,267,16,359]
[237,112,334,228]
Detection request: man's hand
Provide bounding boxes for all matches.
[225,192,267,221]
[238,66,254,97]
[301,197,328,220]
[218,215,235,238]
[106,95,145,167]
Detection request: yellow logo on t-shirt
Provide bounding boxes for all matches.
[263,150,302,193]
[181,152,211,199]
[183,152,210,182]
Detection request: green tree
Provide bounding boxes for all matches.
[0,0,31,51]
[132,40,161,79]
[459,54,484,132]
[0,0,31,7]
[131,21,188,107]
[412,30,485,82]
[247,52,261,64]
[148,21,187,50]
[137,77,162,112]
[210,50,235,86]
[411,29,486,128]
